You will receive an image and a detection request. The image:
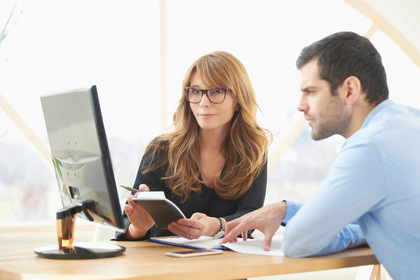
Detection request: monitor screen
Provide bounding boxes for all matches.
[40,85,124,230]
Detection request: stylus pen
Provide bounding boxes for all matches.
[119,185,138,193]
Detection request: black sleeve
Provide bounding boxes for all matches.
[222,160,267,222]
[221,160,267,239]
[114,147,167,241]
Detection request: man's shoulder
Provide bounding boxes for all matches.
[343,101,420,158]
[373,100,420,125]
[357,101,419,138]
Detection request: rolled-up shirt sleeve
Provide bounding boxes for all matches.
[281,143,386,257]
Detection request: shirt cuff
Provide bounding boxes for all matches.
[282,200,303,226]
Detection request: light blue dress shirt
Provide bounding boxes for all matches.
[281,99,420,280]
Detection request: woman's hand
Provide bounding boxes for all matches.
[123,184,155,239]
[168,213,222,240]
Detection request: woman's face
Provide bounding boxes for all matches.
[189,71,239,135]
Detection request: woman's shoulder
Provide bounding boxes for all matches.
[147,135,170,152]
[141,135,170,164]
[150,134,170,145]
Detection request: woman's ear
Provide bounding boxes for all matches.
[235,103,240,111]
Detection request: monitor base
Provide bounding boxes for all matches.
[34,242,125,259]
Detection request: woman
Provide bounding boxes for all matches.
[116,51,272,241]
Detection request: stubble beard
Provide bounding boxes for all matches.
[310,96,350,141]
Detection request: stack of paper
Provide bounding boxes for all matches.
[149,235,284,256]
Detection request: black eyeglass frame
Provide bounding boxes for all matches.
[184,87,229,104]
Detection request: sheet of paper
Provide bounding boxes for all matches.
[221,235,284,256]
[135,191,165,200]
[152,236,242,250]
[151,235,284,256]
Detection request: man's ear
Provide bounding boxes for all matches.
[342,76,362,105]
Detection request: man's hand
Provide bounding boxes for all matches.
[220,201,287,251]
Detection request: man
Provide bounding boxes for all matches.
[221,32,420,280]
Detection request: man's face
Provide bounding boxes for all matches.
[297,59,351,140]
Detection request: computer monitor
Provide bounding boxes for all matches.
[35,85,126,259]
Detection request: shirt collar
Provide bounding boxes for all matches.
[360,99,393,129]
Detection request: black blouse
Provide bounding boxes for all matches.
[115,146,267,241]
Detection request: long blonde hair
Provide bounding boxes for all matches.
[143,51,272,201]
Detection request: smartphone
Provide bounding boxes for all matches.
[120,185,138,193]
[165,249,223,258]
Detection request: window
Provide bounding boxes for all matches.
[1,0,419,223]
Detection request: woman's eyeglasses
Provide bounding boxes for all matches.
[185,87,229,104]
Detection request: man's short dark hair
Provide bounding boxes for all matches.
[296,32,389,105]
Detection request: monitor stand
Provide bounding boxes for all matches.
[34,200,125,259]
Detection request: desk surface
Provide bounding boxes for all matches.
[0,239,379,280]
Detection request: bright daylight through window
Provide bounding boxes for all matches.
[0,0,419,225]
